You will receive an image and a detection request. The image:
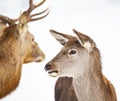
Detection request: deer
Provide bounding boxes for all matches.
[0,0,49,98]
[45,29,117,101]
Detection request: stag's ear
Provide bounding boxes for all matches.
[50,29,74,46]
[73,29,96,53]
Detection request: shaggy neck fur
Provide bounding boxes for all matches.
[0,26,23,98]
[72,48,116,101]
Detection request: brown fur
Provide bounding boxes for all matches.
[55,77,78,101]
[0,0,47,98]
[0,25,23,98]
[0,22,44,98]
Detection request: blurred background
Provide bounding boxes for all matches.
[0,0,120,101]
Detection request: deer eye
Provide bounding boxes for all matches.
[69,49,77,55]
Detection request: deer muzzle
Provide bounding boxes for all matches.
[45,63,60,77]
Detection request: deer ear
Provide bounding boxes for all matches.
[50,29,74,46]
[73,29,96,53]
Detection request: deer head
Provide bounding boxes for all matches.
[0,0,49,63]
[45,29,117,101]
[45,29,100,78]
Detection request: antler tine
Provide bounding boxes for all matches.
[0,15,17,25]
[29,10,49,22]
[0,0,47,25]
[19,0,48,23]
[28,8,49,22]
[30,8,48,17]
[28,0,46,14]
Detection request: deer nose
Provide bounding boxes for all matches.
[45,64,52,71]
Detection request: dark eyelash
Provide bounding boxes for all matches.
[69,50,76,55]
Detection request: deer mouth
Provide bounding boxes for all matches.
[48,69,60,77]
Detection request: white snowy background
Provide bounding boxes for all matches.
[0,0,120,101]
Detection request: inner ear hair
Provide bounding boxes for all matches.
[83,41,95,53]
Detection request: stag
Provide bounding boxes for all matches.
[0,0,48,98]
[45,29,117,101]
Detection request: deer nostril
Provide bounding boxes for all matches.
[45,64,52,71]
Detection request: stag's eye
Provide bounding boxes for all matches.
[68,49,77,55]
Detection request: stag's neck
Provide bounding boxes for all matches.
[0,59,22,98]
[0,39,22,98]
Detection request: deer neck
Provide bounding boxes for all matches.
[72,53,107,101]
[0,62,22,98]
[73,72,103,101]
[0,52,22,98]
[0,35,22,98]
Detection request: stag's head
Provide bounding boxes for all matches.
[0,0,49,63]
[45,29,101,78]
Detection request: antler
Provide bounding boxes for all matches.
[28,0,46,14]
[0,0,49,25]
[19,0,49,23]
[0,15,18,25]
[28,8,49,22]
